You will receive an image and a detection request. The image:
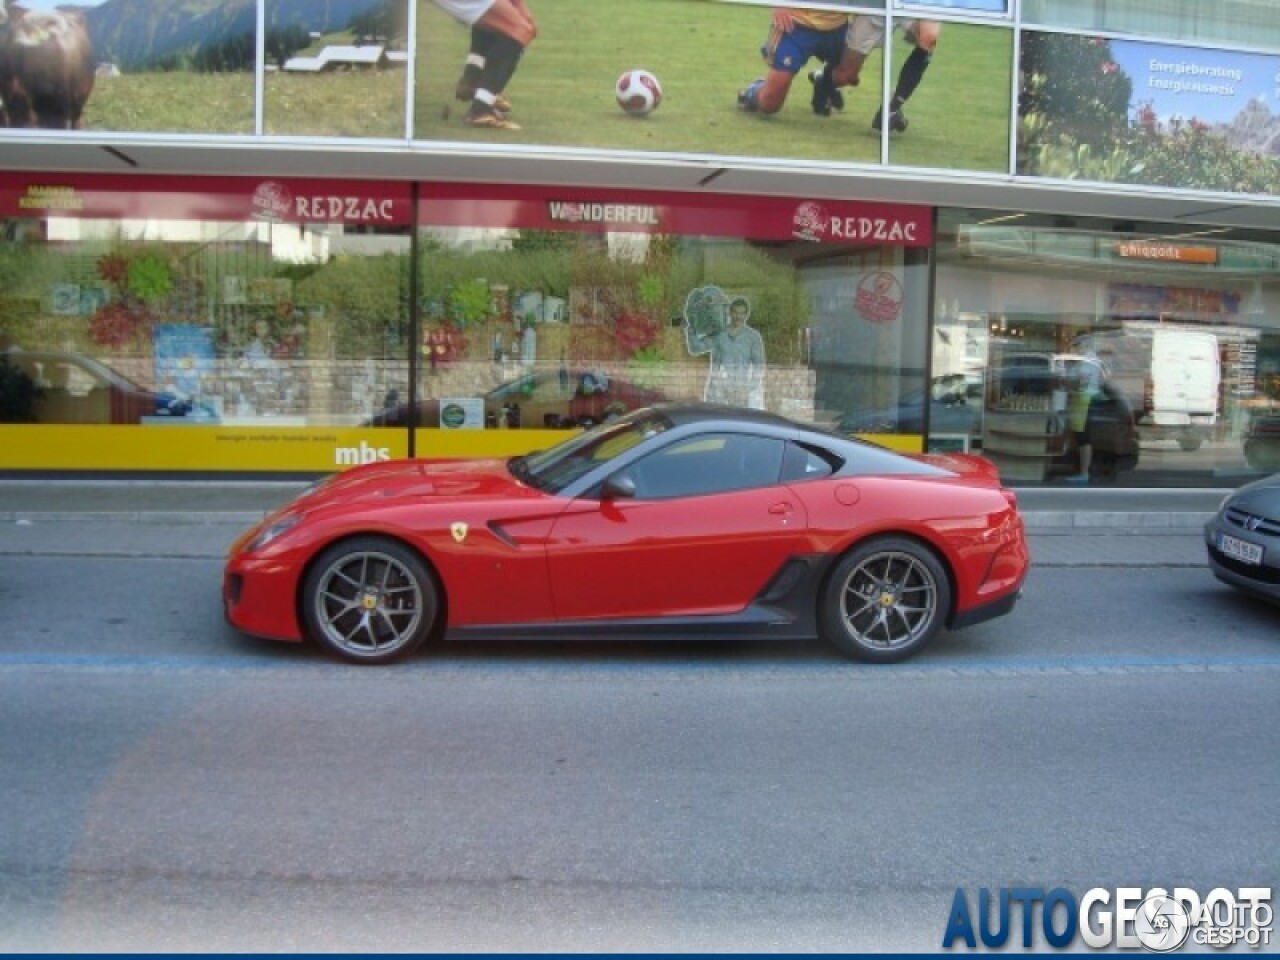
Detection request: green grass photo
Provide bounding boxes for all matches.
[415,0,1011,174]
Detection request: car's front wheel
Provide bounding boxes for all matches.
[819,537,951,663]
[301,537,439,664]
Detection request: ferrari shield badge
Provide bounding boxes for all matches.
[450,522,468,543]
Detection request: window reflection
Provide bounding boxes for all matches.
[934,208,1280,487]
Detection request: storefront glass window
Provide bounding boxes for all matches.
[0,177,935,472]
[933,208,1280,487]
[409,186,932,459]
[0,175,413,472]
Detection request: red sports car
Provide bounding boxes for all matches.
[224,404,1029,664]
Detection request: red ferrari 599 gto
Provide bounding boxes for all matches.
[224,404,1029,664]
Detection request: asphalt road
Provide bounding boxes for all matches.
[0,521,1277,952]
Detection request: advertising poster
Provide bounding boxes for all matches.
[414,0,1009,174]
[5,0,411,137]
[885,21,1012,171]
[11,0,255,134]
[1018,31,1280,195]
[153,323,217,419]
[262,0,409,138]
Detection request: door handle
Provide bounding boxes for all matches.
[768,502,794,516]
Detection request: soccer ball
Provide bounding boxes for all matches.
[616,69,662,117]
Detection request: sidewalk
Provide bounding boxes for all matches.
[0,479,1216,568]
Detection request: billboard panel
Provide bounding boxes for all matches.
[1018,31,1280,195]
[884,20,1012,171]
[414,0,1007,175]
[262,0,410,138]
[415,0,888,166]
[10,0,256,134]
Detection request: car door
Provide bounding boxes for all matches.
[545,432,809,621]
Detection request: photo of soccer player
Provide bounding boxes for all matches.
[735,7,850,117]
[413,0,1009,174]
[810,16,942,132]
[431,0,538,130]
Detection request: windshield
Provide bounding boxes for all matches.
[516,408,673,493]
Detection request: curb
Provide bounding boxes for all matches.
[1021,511,1213,530]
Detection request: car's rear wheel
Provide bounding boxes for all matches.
[819,537,951,663]
[301,537,438,665]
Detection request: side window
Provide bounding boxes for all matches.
[781,441,838,483]
[628,433,785,499]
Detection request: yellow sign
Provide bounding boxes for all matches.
[0,425,926,472]
[850,432,926,454]
[0,424,579,472]
[0,425,410,471]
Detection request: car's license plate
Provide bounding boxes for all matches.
[1218,532,1264,565]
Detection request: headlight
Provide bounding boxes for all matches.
[245,514,304,553]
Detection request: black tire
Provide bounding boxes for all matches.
[301,536,439,665]
[819,537,951,664]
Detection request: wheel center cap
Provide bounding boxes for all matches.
[361,592,379,610]
[879,592,896,607]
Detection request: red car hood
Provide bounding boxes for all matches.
[302,458,534,510]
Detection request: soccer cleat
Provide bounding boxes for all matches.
[465,107,521,130]
[872,107,908,132]
[737,78,763,112]
[808,69,843,116]
[808,69,830,116]
[455,83,513,115]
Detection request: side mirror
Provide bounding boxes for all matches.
[601,471,637,500]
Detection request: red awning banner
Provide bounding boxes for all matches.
[0,174,414,226]
[418,183,932,247]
